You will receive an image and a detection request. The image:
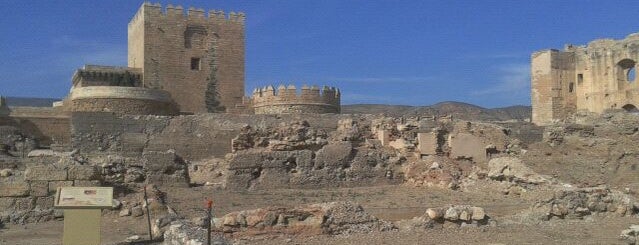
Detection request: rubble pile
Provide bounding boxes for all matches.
[403,156,471,189]
[620,225,639,245]
[98,150,190,187]
[487,157,550,186]
[397,205,492,230]
[163,219,229,245]
[0,125,38,158]
[212,201,394,237]
[231,121,329,152]
[525,186,638,221]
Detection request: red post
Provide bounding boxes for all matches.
[206,199,213,245]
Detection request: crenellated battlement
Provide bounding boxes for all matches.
[129,2,245,26]
[250,84,340,114]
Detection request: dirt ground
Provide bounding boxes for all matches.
[1,184,635,244]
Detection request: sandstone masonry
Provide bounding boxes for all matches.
[128,3,245,113]
[250,84,341,114]
[532,33,639,125]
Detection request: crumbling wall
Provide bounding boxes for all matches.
[226,118,402,190]
[226,143,401,190]
[0,163,101,224]
[71,112,365,161]
[532,33,639,125]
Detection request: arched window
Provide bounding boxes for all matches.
[617,59,636,83]
[622,104,639,113]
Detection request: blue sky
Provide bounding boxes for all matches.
[1,0,639,108]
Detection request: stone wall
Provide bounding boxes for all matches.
[226,142,402,190]
[128,3,245,114]
[67,86,178,115]
[69,99,177,116]
[70,113,405,190]
[251,85,340,114]
[532,33,639,125]
[0,164,101,224]
[71,113,361,161]
[4,107,71,147]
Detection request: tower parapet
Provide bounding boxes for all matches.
[250,84,341,114]
[129,2,245,27]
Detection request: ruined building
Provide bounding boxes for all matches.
[532,33,639,125]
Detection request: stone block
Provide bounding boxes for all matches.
[73,180,102,187]
[48,181,73,193]
[314,142,353,168]
[389,138,408,150]
[449,133,487,163]
[29,181,49,197]
[471,207,486,220]
[0,197,16,210]
[418,132,438,155]
[35,196,55,209]
[0,182,30,197]
[377,130,390,146]
[68,165,101,180]
[143,151,178,172]
[25,165,67,181]
[13,197,35,211]
[146,173,189,187]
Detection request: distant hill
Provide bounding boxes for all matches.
[4,97,59,107]
[342,101,531,121]
[1,97,531,121]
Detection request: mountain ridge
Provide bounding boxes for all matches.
[2,97,531,121]
[342,102,531,121]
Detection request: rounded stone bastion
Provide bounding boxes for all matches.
[67,86,178,115]
[250,85,341,114]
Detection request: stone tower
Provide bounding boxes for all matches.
[530,49,576,125]
[128,3,245,114]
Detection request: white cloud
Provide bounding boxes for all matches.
[472,64,530,96]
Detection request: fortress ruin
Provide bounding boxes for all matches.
[46,2,341,116]
[6,3,639,244]
[532,33,639,125]
[0,2,342,148]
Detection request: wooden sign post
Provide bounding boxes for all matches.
[54,187,114,245]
